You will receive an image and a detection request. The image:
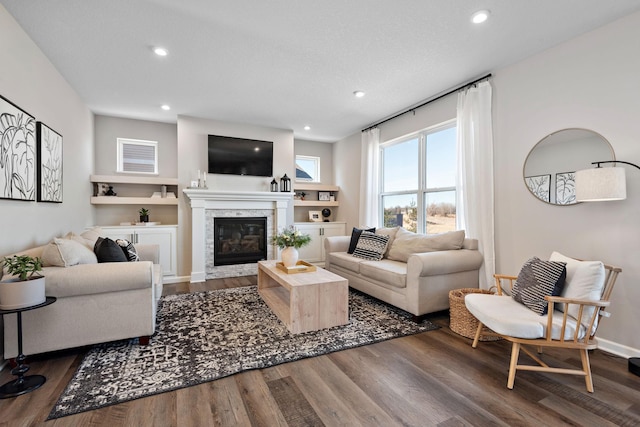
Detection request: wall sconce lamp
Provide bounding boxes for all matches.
[575,160,640,202]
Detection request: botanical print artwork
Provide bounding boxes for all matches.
[0,95,36,201]
[37,122,63,203]
[525,174,551,203]
[556,172,576,205]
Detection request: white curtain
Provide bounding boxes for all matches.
[359,128,380,228]
[456,81,495,289]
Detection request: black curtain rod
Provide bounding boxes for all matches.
[361,73,492,132]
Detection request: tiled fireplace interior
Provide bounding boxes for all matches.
[205,209,274,279]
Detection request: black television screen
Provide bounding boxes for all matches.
[208,135,273,177]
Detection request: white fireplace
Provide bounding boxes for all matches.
[184,189,293,282]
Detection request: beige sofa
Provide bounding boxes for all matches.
[1,229,163,358]
[324,227,483,319]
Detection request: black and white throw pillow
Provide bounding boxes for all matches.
[116,239,140,262]
[512,257,567,315]
[348,227,376,254]
[352,231,389,261]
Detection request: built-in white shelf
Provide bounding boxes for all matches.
[293,200,339,207]
[91,196,178,205]
[90,175,178,185]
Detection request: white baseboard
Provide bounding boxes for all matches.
[163,275,189,285]
[597,338,640,359]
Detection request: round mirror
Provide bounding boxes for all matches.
[523,129,615,205]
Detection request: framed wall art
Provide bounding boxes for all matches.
[525,174,551,203]
[555,171,576,205]
[37,122,63,203]
[308,210,322,222]
[318,191,331,201]
[0,95,36,201]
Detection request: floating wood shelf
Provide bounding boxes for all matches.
[90,197,178,205]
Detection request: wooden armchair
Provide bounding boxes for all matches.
[464,257,621,392]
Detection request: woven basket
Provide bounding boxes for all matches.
[449,288,502,341]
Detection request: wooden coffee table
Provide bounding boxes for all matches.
[257,260,348,334]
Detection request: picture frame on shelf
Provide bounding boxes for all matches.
[37,122,63,203]
[308,211,322,222]
[318,191,331,201]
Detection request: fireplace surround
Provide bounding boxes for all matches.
[184,189,293,281]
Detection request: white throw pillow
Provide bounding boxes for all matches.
[79,227,104,249]
[42,238,98,267]
[549,251,605,334]
[387,228,465,263]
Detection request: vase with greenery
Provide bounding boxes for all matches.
[270,226,311,267]
[139,207,149,223]
[0,255,46,309]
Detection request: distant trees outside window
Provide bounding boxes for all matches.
[380,122,457,233]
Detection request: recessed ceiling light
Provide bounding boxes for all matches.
[161,104,170,111]
[353,91,365,98]
[154,47,169,56]
[304,125,311,131]
[471,10,490,24]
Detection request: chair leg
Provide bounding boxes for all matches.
[580,348,594,393]
[472,322,483,348]
[507,342,521,390]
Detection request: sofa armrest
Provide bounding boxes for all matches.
[324,236,351,254]
[136,244,160,264]
[407,249,484,277]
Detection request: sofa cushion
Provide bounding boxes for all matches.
[465,294,586,340]
[94,237,128,263]
[116,239,140,262]
[79,226,103,249]
[352,231,389,261]
[327,252,365,274]
[512,257,566,315]
[375,227,399,257]
[347,227,375,254]
[360,259,407,289]
[387,228,465,262]
[549,251,605,334]
[41,238,98,267]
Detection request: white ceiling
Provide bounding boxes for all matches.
[3,1,640,142]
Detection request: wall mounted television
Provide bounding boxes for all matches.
[208,134,273,177]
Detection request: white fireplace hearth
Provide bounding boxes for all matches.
[184,189,293,282]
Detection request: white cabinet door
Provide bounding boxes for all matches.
[135,227,177,277]
[100,226,177,277]
[294,224,323,262]
[294,222,346,264]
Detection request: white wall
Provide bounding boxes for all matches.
[176,115,295,276]
[0,5,94,255]
[493,11,640,353]
[93,115,178,226]
[0,5,94,358]
[294,138,334,185]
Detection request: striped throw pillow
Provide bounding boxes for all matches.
[352,231,389,261]
[512,257,567,315]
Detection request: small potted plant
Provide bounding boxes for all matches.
[139,208,150,223]
[0,255,46,310]
[270,226,311,267]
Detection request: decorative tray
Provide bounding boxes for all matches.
[276,260,317,274]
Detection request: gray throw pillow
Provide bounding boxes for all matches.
[512,257,567,315]
[352,231,389,261]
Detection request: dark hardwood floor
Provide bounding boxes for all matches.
[1,277,638,426]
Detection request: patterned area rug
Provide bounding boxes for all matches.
[48,286,438,419]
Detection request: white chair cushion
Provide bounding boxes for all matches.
[549,251,605,334]
[327,252,365,274]
[465,294,586,340]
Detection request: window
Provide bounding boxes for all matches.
[117,138,158,174]
[295,155,320,182]
[380,122,457,233]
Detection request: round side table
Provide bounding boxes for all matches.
[0,296,56,399]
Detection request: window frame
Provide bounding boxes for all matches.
[295,154,321,183]
[379,120,457,234]
[116,138,158,175]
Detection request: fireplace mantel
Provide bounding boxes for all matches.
[184,189,294,282]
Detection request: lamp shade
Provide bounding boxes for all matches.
[575,167,626,201]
